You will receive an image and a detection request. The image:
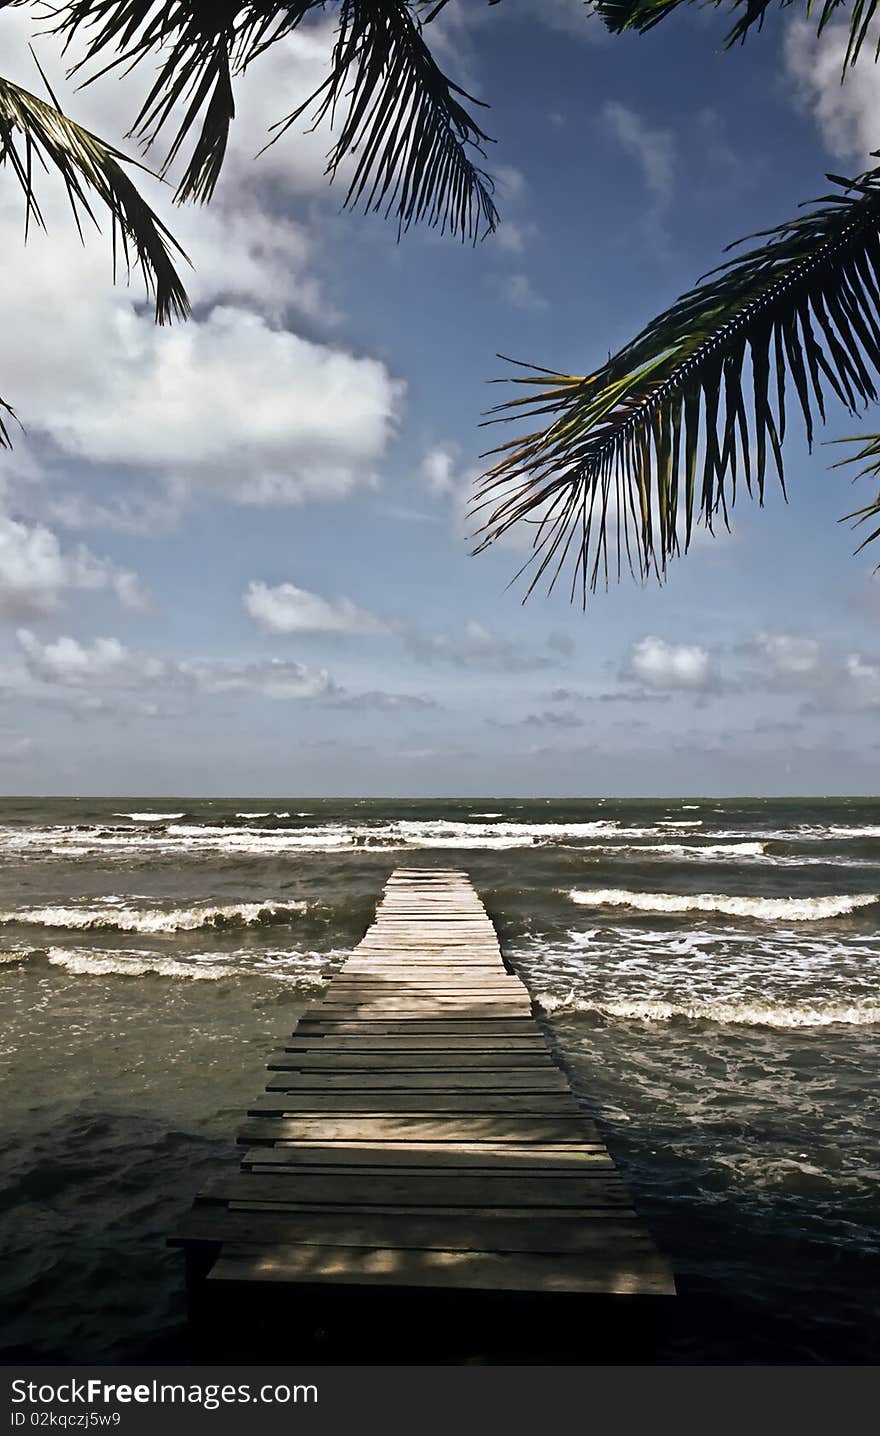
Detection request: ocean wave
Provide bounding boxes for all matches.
[45,945,336,982]
[606,841,767,860]
[113,812,185,821]
[0,947,39,967]
[568,888,878,921]
[534,991,880,1028]
[0,899,307,934]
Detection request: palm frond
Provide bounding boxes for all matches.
[268,0,498,240]
[597,0,875,70]
[40,1,498,238]
[830,431,880,553]
[0,68,190,321]
[473,168,880,602]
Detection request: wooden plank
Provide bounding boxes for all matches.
[196,1173,633,1208]
[264,1072,569,1092]
[237,1116,601,1145]
[240,1143,614,1171]
[171,1209,651,1255]
[280,1036,547,1051]
[248,1094,584,1115]
[207,1244,674,1296]
[294,1020,537,1036]
[267,1051,555,1070]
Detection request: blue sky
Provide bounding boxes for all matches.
[1,0,880,796]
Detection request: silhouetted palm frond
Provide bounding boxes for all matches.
[830,430,880,554]
[597,0,874,70]
[39,0,498,237]
[473,168,880,602]
[0,64,191,446]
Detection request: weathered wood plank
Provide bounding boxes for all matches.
[238,1143,612,1170]
[264,1068,567,1089]
[171,1209,653,1255]
[207,1244,674,1296]
[237,1116,601,1145]
[267,1051,555,1070]
[197,1173,633,1208]
[248,1094,584,1115]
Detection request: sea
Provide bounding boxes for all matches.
[0,795,878,1365]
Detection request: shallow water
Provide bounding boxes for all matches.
[1,796,878,1363]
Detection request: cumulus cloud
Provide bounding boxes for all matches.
[0,516,145,619]
[746,630,880,712]
[784,18,880,163]
[0,12,404,517]
[754,631,820,678]
[243,581,388,635]
[16,630,159,688]
[624,635,716,692]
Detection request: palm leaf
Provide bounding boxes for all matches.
[472,167,880,602]
[829,430,880,553]
[597,0,875,70]
[0,65,191,447]
[40,1,498,238]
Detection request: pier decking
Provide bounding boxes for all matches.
[171,868,674,1359]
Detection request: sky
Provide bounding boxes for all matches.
[1,0,880,797]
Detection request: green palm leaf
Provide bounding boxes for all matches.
[472,168,880,602]
[597,0,875,70]
[0,63,191,448]
[42,0,498,238]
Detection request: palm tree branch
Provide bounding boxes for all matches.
[38,1,498,237]
[0,69,190,321]
[473,168,880,601]
[595,0,876,69]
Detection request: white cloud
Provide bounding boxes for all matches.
[602,101,676,204]
[421,445,460,497]
[755,631,820,677]
[243,581,388,635]
[15,628,336,702]
[0,515,144,619]
[0,12,403,516]
[16,630,158,687]
[784,19,880,163]
[182,655,337,701]
[628,636,714,690]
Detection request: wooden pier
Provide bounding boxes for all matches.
[171,868,674,1361]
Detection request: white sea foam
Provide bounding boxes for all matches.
[0,899,307,933]
[569,888,878,921]
[113,812,185,821]
[535,991,880,1028]
[607,842,767,860]
[45,945,338,982]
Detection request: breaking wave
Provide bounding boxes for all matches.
[44,945,333,983]
[535,991,880,1028]
[569,889,879,921]
[0,899,307,934]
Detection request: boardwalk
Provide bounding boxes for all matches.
[171,868,674,1359]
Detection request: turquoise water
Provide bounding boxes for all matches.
[0,796,878,1362]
